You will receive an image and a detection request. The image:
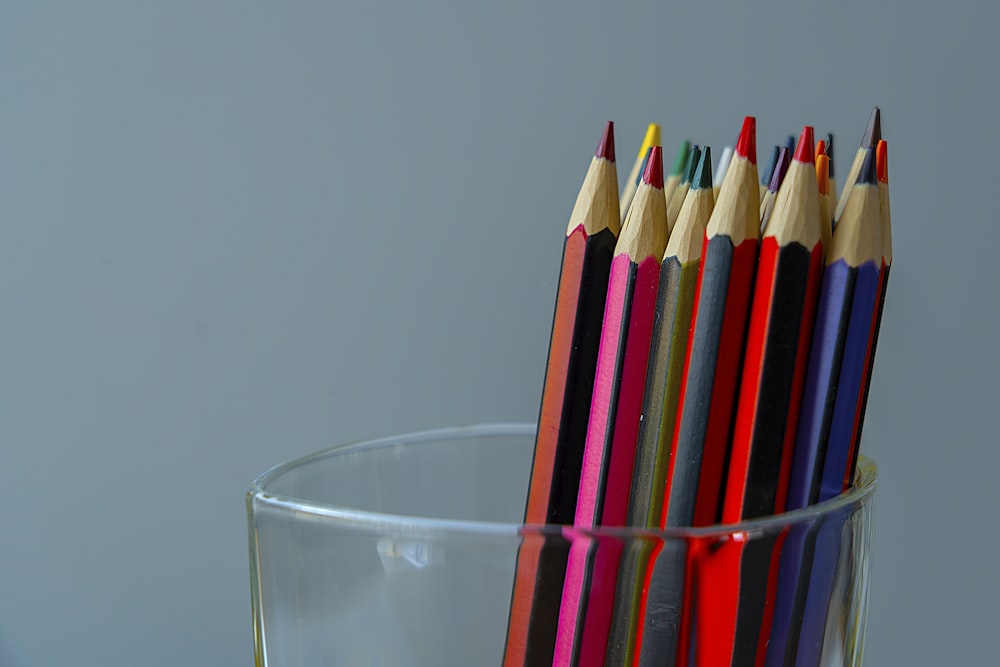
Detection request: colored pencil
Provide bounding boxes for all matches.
[716,127,824,667]
[665,145,702,235]
[621,124,662,221]
[758,146,791,234]
[834,108,880,224]
[826,133,837,214]
[782,143,881,514]
[727,125,824,521]
[604,148,715,667]
[664,140,692,211]
[666,115,760,531]
[714,144,734,201]
[792,148,882,666]
[849,139,892,481]
[816,153,833,271]
[763,147,882,667]
[504,122,620,667]
[554,147,668,667]
[662,117,757,667]
[760,144,781,202]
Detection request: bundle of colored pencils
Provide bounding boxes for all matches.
[504,109,891,666]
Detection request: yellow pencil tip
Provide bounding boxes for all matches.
[639,123,661,156]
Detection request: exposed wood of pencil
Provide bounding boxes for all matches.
[605,148,714,667]
[553,148,667,667]
[833,107,880,223]
[504,121,620,667]
[620,123,661,221]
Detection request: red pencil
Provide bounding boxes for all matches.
[504,122,620,667]
[717,126,825,666]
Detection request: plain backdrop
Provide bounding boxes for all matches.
[1,1,996,665]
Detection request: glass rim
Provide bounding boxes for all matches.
[248,422,876,539]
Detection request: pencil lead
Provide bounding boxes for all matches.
[761,146,781,186]
[857,147,878,186]
[816,139,827,159]
[768,148,791,193]
[794,126,815,164]
[642,123,661,154]
[642,145,664,189]
[735,116,757,164]
[861,107,881,149]
[826,133,835,176]
[670,140,691,176]
[683,145,701,185]
[714,146,733,185]
[785,134,796,154]
[816,155,830,196]
[876,140,888,184]
[691,146,713,191]
[596,121,616,162]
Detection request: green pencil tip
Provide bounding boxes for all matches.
[691,146,713,190]
[670,140,691,176]
[682,146,701,185]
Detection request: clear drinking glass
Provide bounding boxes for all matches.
[247,423,876,666]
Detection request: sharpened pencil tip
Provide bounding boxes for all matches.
[816,155,830,195]
[762,146,780,185]
[785,135,796,154]
[816,139,827,159]
[876,140,888,184]
[642,145,664,189]
[596,121,616,162]
[641,123,661,153]
[826,133,835,176]
[736,116,757,164]
[670,140,691,176]
[692,146,713,191]
[683,146,701,185]
[794,126,815,164]
[857,147,878,185]
[862,107,881,148]
[768,147,791,192]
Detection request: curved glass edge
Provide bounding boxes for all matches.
[247,422,876,539]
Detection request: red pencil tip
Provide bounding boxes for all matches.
[595,121,615,162]
[876,140,888,184]
[735,116,757,165]
[642,145,664,189]
[816,139,827,159]
[794,126,815,164]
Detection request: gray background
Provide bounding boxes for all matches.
[0,1,994,665]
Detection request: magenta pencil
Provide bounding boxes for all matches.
[553,147,668,667]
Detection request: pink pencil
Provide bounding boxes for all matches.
[553,147,668,667]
